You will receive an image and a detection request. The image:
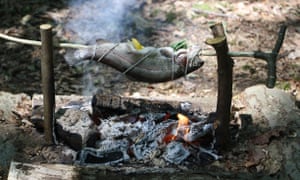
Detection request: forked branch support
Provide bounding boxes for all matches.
[205,23,233,151]
[205,23,286,151]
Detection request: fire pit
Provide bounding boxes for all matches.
[48,94,221,167]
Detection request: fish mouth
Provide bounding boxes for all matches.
[174,47,204,72]
[187,56,204,70]
[188,55,205,70]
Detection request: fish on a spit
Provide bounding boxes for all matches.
[73,41,204,83]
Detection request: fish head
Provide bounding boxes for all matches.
[174,46,204,74]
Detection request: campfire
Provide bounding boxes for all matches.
[0,0,292,178]
[34,20,278,168]
[48,95,221,167]
[10,20,285,174]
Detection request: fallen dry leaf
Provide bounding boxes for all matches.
[251,127,285,145]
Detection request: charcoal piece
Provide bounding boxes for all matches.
[55,124,82,151]
[55,108,98,151]
[162,141,190,165]
[83,150,124,164]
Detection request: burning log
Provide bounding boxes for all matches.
[91,94,205,124]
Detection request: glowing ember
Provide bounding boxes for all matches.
[163,134,177,144]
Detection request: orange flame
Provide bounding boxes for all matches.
[176,113,190,137]
[177,113,189,127]
[163,113,190,143]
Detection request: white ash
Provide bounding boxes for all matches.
[56,108,96,148]
[131,120,176,160]
[68,110,216,165]
[163,141,190,165]
[57,109,92,133]
[95,139,129,152]
[61,147,78,162]
[98,119,144,140]
[132,140,160,161]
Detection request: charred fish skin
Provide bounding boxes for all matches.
[73,42,204,83]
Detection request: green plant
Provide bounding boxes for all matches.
[276,81,291,90]
[170,40,187,51]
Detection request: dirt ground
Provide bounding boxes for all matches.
[0,0,300,179]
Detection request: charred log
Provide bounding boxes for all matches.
[91,94,197,120]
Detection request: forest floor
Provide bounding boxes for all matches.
[0,0,299,179]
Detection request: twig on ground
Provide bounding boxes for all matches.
[192,8,238,19]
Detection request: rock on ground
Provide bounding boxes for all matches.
[233,84,300,129]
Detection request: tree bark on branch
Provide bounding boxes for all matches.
[205,23,233,151]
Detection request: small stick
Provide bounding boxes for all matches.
[193,8,238,19]
[40,24,56,145]
[200,50,266,57]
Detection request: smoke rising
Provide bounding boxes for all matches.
[65,0,137,43]
[64,0,140,95]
